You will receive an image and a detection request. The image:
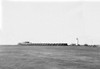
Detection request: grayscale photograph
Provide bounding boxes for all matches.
[0,0,100,69]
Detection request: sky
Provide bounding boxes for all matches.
[1,0,100,45]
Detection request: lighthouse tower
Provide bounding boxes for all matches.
[76,38,79,45]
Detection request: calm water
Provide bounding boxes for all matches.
[0,45,99,69]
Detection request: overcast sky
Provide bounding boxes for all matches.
[1,0,100,45]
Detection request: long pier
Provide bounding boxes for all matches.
[18,42,68,46]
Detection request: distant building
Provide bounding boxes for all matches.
[18,41,32,45]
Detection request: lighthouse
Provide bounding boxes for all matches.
[76,38,79,45]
